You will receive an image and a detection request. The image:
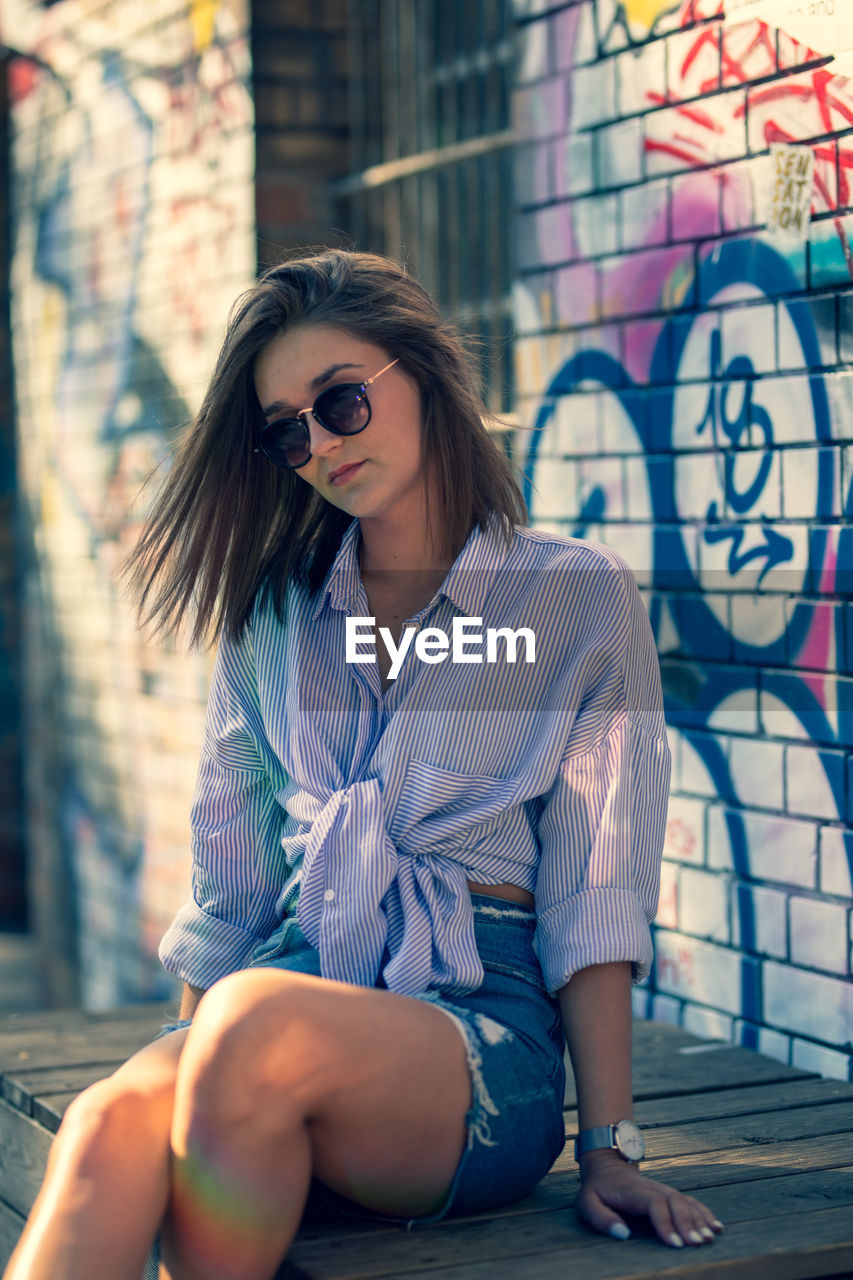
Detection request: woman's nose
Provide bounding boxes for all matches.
[304,410,341,457]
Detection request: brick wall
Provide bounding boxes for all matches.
[252,0,349,265]
[0,58,25,929]
[513,0,852,1079]
[7,0,256,1006]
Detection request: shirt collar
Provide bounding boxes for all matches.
[309,514,515,623]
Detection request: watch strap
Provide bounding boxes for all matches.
[574,1124,616,1160]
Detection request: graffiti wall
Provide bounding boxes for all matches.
[6,0,255,1006]
[514,0,852,1077]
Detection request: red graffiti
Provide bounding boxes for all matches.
[665,816,697,859]
[657,944,696,991]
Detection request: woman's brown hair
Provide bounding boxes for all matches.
[123,248,527,648]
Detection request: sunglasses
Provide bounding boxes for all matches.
[254,357,400,470]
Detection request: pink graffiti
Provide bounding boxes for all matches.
[665,816,697,859]
[658,944,696,991]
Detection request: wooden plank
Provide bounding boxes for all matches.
[564,1078,853,1133]
[3,1061,126,1116]
[0,1002,174,1035]
[576,1099,853,1165]
[286,1204,853,1280]
[565,1031,817,1108]
[0,1098,53,1217]
[0,1020,171,1072]
[0,1197,26,1274]
[287,1168,853,1276]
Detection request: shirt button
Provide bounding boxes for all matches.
[323,889,335,902]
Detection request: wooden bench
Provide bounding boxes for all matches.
[1,1004,852,1279]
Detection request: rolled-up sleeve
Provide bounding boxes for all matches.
[158,623,289,988]
[533,556,671,997]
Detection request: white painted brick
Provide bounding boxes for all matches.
[786,745,845,821]
[554,2,596,69]
[728,736,784,811]
[632,988,650,1017]
[615,40,667,117]
[734,1021,791,1065]
[644,93,746,175]
[578,456,626,520]
[570,60,617,130]
[764,375,828,445]
[729,595,787,657]
[790,1039,852,1082]
[706,805,734,872]
[517,16,550,84]
[819,827,853,898]
[764,961,853,1045]
[528,458,579,520]
[656,860,680,930]
[673,453,718,521]
[595,118,643,189]
[553,391,601,455]
[682,1004,733,1042]
[824,370,853,443]
[573,192,620,258]
[560,130,595,197]
[708,808,817,887]
[721,303,775,376]
[781,447,837,520]
[789,896,850,975]
[654,930,743,1014]
[664,795,706,865]
[680,867,730,943]
[623,466,653,528]
[599,391,643,455]
[651,993,683,1026]
[706,685,759,737]
[760,683,815,742]
[678,731,721,799]
[731,883,788,959]
[620,178,669,250]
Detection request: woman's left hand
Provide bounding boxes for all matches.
[576,1149,724,1248]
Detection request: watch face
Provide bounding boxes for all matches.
[614,1120,645,1162]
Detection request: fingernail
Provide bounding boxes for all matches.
[700,1227,714,1240]
[688,1230,703,1244]
[669,1233,685,1248]
[712,1219,725,1230]
[609,1223,631,1240]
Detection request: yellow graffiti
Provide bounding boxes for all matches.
[622,0,683,39]
[189,0,221,52]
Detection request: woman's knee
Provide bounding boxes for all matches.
[57,1074,174,1176]
[174,970,325,1129]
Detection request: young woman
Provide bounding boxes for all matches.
[4,250,722,1280]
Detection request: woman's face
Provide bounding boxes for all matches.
[253,324,430,528]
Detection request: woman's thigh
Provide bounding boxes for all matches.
[177,967,473,1220]
[239,900,565,1228]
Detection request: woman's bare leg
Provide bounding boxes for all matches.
[2,1027,189,1280]
[160,968,472,1280]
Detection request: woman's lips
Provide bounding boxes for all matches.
[329,461,365,486]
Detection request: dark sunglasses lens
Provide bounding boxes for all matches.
[261,419,309,468]
[315,384,369,435]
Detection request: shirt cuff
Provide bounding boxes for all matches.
[158,900,265,988]
[533,886,654,997]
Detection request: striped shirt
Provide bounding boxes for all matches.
[159,517,671,999]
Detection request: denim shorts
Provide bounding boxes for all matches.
[152,892,567,1237]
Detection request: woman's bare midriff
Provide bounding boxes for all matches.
[466,879,535,907]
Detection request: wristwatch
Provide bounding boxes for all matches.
[574,1119,645,1164]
